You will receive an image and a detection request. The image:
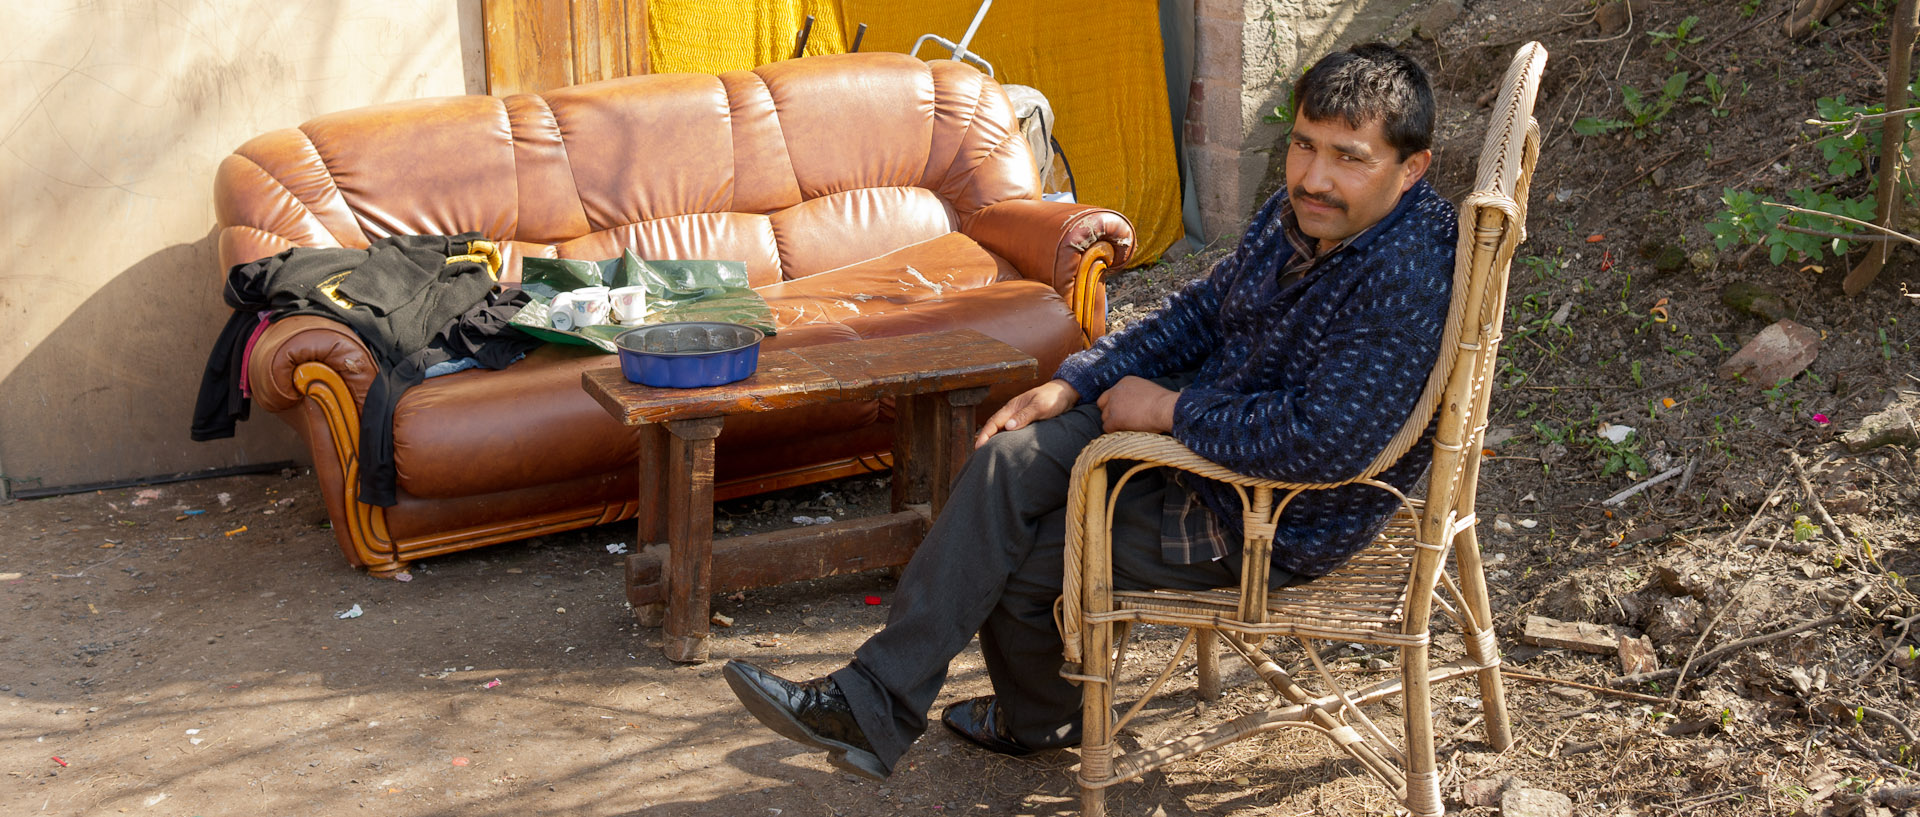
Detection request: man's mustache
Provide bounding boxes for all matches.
[1293,188,1346,212]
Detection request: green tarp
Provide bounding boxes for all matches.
[511,252,776,352]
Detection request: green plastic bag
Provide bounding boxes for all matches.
[511,251,776,352]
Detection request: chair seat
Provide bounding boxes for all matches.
[1096,508,1424,644]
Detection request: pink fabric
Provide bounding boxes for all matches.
[239,313,273,399]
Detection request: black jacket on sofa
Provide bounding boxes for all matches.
[192,233,539,505]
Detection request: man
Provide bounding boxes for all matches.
[722,42,1456,781]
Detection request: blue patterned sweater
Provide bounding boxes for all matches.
[1056,180,1457,577]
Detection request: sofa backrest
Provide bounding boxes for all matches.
[214,53,1039,287]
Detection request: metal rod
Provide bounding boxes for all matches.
[792,14,815,59]
[951,0,994,63]
[850,22,867,53]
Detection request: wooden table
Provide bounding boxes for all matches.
[582,329,1037,663]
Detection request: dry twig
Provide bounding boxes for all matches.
[1616,601,1860,689]
[1789,452,1852,549]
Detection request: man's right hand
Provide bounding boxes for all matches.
[974,379,1080,448]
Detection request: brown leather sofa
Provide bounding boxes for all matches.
[213,52,1134,577]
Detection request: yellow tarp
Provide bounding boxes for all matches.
[837,1,1178,265]
[647,0,1179,265]
[648,0,849,73]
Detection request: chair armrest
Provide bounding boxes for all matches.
[248,315,377,415]
[962,200,1135,341]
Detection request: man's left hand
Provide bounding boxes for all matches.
[1096,376,1180,434]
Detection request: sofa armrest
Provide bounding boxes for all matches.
[248,315,378,415]
[962,200,1134,342]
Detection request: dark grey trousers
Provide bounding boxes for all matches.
[829,402,1245,772]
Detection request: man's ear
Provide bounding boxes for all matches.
[1400,149,1433,191]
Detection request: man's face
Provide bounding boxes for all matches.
[1284,113,1432,252]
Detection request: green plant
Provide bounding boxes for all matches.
[1792,515,1818,543]
[1593,430,1648,478]
[1574,72,1690,139]
[1630,360,1645,388]
[1689,73,1741,118]
[1709,188,1879,265]
[1650,16,1704,61]
[1740,0,1764,18]
[1709,92,1920,265]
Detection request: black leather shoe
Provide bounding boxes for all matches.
[723,660,887,781]
[940,695,1078,757]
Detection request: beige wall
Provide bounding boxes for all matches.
[0,0,486,496]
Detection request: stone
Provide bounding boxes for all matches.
[1594,0,1652,36]
[1416,0,1465,37]
[1643,594,1702,645]
[1720,281,1795,322]
[1618,634,1659,675]
[1520,616,1626,654]
[1501,787,1575,817]
[1841,400,1919,452]
[1653,555,1728,604]
[1462,775,1519,808]
[1717,319,1820,387]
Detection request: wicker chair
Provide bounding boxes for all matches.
[1057,43,1547,817]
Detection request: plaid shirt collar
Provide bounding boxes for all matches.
[1277,196,1363,284]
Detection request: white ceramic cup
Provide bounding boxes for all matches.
[548,292,583,330]
[551,286,612,330]
[608,285,648,325]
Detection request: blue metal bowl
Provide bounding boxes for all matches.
[614,322,764,388]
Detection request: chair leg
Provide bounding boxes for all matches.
[1080,619,1115,817]
[1195,628,1220,701]
[1453,526,1514,750]
[1402,643,1443,817]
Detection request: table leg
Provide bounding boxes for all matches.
[890,395,934,513]
[662,416,725,663]
[631,424,669,627]
[931,386,989,518]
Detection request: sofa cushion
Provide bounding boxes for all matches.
[760,231,1017,326]
[770,187,958,278]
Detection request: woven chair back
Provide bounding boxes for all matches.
[1405,42,1547,629]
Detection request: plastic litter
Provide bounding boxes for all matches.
[336,604,363,619]
[184,509,206,516]
[50,756,67,767]
[216,492,232,507]
[451,757,470,767]
[131,488,163,506]
[606,542,630,555]
[224,526,247,537]
[864,595,883,605]
[393,572,413,582]
[483,678,502,689]
[1598,424,1635,444]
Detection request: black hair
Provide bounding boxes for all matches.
[1292,43,1435,161]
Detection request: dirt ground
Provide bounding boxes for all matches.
[5,1,1919,815]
